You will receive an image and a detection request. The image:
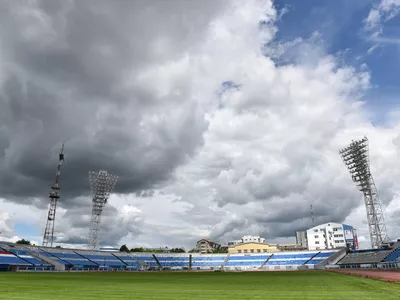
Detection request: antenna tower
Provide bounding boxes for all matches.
[42,143,65,247]
[88,170,118,250]
[339,136,390,248]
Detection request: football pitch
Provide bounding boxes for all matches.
[0,271,399,299]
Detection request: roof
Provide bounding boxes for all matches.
[229,242,275,247]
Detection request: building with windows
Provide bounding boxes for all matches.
[228,242,278,254]
[195,239,221,254]
[228,235,266,246]
[296,231,308,247]
[306,222,358,251]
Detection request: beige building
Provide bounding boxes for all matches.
[195,239,221,254]
[228,242,278,254]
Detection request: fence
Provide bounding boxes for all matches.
[325,262,400,270]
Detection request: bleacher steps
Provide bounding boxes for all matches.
[26,248,65,271]
[382,248,396,262]
[111,253,128,267]
[260,254,274,269]
[222,254,230,270]
[9,251,35,266]
[304,252,320,265]
[316,248,347,269]
[75,251,100,267]
[152,254,162,269]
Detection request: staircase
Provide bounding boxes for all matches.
[315,248,347,270]
[304,252,320,265]
[76,251,100,268]
[152,254,162,269]
[221,254,230,270]
[111,253,128,267]
[259,254,274,269]
[25,248,65,271]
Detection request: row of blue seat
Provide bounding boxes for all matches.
[0,244,342,270]
[384,249,400,262]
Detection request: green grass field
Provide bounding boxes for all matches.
[0,271,399,300]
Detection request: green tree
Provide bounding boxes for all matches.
[171,248,185,253]
[16,239,31,245]
[119,244,130,252]
[130,247,144,252]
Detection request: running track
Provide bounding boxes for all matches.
[332,269,400,282]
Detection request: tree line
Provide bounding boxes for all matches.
[119,245,185,253]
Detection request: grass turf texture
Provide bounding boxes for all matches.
[0,271,399,300]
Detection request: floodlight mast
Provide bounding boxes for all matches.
[339,137,390,249]
[42,143,65,247]
[88,170,118,250]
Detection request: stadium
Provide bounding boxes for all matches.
[1,1,400,299]
[1,137,400,298]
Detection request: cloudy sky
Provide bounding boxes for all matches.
[0,0,400,251]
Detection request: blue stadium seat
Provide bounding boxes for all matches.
[384,248,400,262]
[0,250,31,265]
[5,250,46,266]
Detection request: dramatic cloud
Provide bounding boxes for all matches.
[0,0,399,249]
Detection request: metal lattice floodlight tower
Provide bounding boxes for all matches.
[88,170,118,250]
[339,136,390,249]
[42,143,65,247]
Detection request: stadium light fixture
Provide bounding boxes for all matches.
[339,136,390,249]
[88,170,118,250]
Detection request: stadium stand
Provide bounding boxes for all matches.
[225,254,271,269]
[384,248,400,263]
[40,248,98,270]
[76,251,126,270]
[5,241,399,272]
[127,253,159,269]
[111,253,142,270]
[0,244,46,266]
[337,249,392,265]
[0,249,31,266]
[154,253,189,269]
[305,251,336,265]
[191,254,226,270]
[267,252,314,265]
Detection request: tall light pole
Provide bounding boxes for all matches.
[87,170,118,250]
[339,137,390,248]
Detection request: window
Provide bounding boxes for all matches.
[257,249,261,253]
[314,235,319,238]
[314,229,318,232]
[250,249,254,253]
[244,249,248,253]
[316,247,320,250]
[315,241,320,244]
[238,250,242,253]
[263,249,267,252]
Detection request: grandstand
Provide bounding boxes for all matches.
[0,241,399,272]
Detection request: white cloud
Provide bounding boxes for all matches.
[364,0,400,46]
[0,211,13,237]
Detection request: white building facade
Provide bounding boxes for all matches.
[228,235,266,246]
[306,222,358,251]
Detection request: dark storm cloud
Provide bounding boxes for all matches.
[0,0,224,206]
